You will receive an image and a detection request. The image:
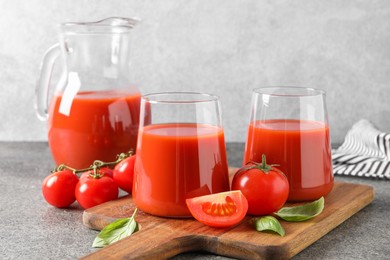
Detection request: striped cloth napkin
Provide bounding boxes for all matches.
[332,119,390,179]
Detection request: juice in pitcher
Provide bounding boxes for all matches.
[35,17,141,168]
[48,90,140,168]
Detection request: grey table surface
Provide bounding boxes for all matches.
[0,141,388,260]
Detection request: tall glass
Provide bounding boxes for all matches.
[133,92,230,217]
[243,87,333,201]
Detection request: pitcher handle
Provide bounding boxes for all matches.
[35,43,60,121]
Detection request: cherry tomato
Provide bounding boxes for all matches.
[75,174,119,209]
[42,170,79,208]
[186,190,248,228]
[113,155,135,194]
[231,154,289,216]
[79,167,113,183]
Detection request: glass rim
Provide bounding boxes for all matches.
[142,91,220,104]
[253,86,325,97]
[59,17,139,34]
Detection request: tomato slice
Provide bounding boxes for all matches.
[186,190,248,228]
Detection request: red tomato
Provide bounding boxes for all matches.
[113,155,135,194]
[79,167,113,183]
[231,154,289,216]
[75,174,119,209]
[186,190,248,228]
[42,170,79,208]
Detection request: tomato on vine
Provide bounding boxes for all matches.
[42,169,79,208]
[75,171,119,209]
[113,154,135,194]
[42,150,133,209]
[79,167,113,183]
[231,154,289,216]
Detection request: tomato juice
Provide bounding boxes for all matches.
[133,123,230,217]
[48,91,140,169]
[243,119,333,201]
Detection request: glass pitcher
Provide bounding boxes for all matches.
[36,17,141,169]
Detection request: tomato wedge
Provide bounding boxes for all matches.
[186,190,248,228]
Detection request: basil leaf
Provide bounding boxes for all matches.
[275,197,324,222]
[252,216,285,237]
[92,208,139,248]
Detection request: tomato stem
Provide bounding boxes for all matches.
[261,154,267,169]
[52,164,77,173]
[257,154,280,174]
[239,154,279,175]
[50,150,134,177]
[257,154,272,174]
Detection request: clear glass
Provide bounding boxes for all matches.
[133,92,230,217]
[243,87,334,201]
[35,17,141,169]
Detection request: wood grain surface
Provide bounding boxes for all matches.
[81,169,374,260]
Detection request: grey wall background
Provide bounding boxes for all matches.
[1,0,389,144]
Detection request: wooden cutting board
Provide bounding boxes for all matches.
[81,169,374,260]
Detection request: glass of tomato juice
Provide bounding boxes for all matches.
[243,87,334,201]
[133,92,230,217]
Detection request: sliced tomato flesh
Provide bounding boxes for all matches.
[202,195,237,216]
[186,190,248,228]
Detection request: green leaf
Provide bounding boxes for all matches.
[275,197,325,222]
[92,208,139,248]
[252,216,285,237]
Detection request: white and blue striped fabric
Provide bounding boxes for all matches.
[332,119,390,179]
